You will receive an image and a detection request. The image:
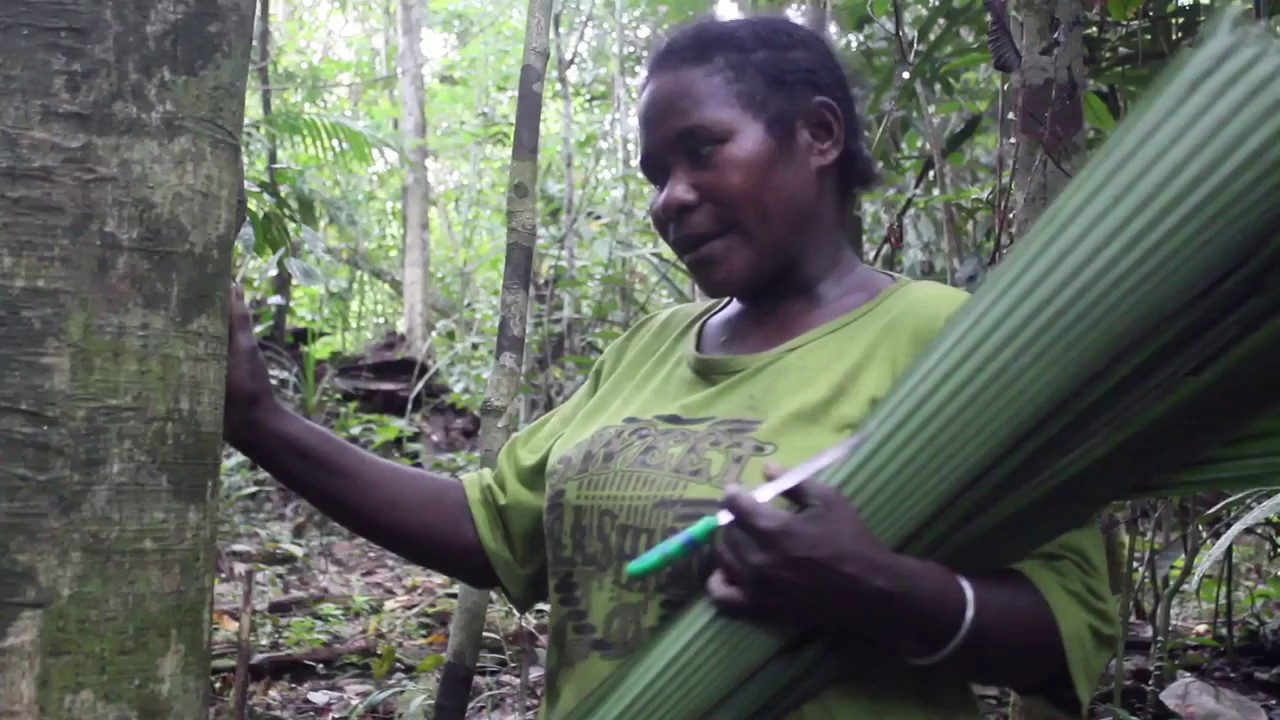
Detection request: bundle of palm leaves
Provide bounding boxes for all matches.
[561,11,1280,719]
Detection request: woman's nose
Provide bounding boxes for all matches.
[651,173,699,229]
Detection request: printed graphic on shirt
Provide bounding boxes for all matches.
[543,414,777,676]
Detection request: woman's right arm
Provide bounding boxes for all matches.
[223,287,498,590]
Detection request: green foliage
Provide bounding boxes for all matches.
[217,2,1280,718]
[251,108,394,167]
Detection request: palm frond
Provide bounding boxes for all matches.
[250,109,393,167]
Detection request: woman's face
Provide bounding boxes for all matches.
[637,67,826,299]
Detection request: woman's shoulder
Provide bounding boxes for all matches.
[612,299,719,346]
[880,277,970,326]
[858,277,971,352]
[590,299,719,369]
[887,276,970,309]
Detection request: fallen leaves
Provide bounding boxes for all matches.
[213,609,241,633]
[208,479,547,720]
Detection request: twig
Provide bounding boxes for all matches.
[212,637,379,677]
[913,82,962,282]
[1225,543,1236,661]
[1114,513,1138,709]
[989,80,1010,265]
[517,618,531,720]
[233,567,257,720]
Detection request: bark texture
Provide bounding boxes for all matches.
[0,1,255,718]
[1011,0,1087,238]
[1005,1,1088,712]
[435,0,553,716]
[398,0,433,354]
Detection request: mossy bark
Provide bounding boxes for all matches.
[1011,0,1087,238]
[0,1,256,718]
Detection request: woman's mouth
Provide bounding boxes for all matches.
[672,230,727,261]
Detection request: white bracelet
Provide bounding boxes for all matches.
[904,574,975,667]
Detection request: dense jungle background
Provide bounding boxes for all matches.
[157,0,1280,716]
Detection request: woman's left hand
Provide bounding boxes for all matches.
[707,464,910,641]
[707,464,1079,691]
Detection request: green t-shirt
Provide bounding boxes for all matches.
[463,277,1117,719]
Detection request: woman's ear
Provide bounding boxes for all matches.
[799,96,845,172]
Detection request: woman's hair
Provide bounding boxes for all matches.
[645,15,879,198]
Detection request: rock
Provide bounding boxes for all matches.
[1159,677,1267,720]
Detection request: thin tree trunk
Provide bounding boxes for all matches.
[0,1,255,717]
[1010,0,1086,241]
[554,10,577,371]
[433,0,553,717]
[399,0,433,355]
[258,0,291,344]
[1003,2,1087,711]
[914,83,963,283]
[613,0,640,309]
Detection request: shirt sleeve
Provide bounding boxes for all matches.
[1010,524,1120,718]
[461,358,606,613]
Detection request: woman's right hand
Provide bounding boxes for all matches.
[223,285,277,443]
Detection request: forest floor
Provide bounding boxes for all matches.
[207,439,1280,720]
[208,465,544,720]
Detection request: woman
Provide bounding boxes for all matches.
[223,15,1117,719]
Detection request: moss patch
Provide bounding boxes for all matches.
[37,540,210,720]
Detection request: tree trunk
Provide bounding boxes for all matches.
[433,0,553,718]
[1002,0,1087,713]
[399,0,433,355]
[257,0,291,344]
[1010,0,1087,241]
[0,1,255,718]
[553,10,577,375]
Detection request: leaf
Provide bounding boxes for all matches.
[283,257,325,289]
[1107,0,1142,21]
[229,486,267,501]
[235,219,256,255]
[212,610,239,633]
[940,52,993,74]
[351,687,407,718]
[402,691,433,719]
[295,225,325,253]
[983,0,1022,73]
[274,541,307,559]
[252,109,393,168]
[1084,92,1118,132]
[252,208,291,256]
[371,643,398,680]
[382,594,420,612]
[1191,491,1280,589]
[415,653,446,673]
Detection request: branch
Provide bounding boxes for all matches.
[336,250,457,317]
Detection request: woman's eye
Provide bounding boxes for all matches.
[688,143,716,164]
